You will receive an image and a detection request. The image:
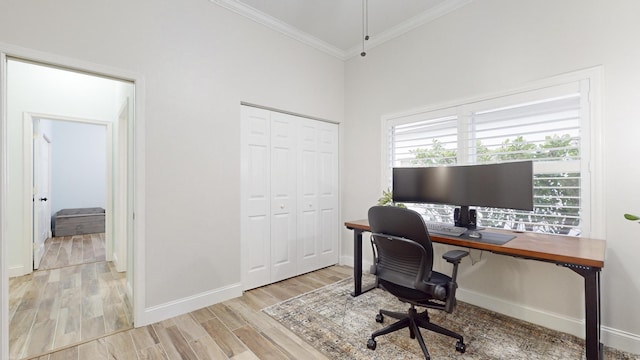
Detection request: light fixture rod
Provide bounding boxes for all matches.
[361,0,369,57]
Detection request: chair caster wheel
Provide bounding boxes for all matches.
[375,313,384,323]
[456,340,466,353]
[367,338,377,350]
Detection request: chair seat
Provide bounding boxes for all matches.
[379,271,451,304]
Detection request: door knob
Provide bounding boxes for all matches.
[39,197,48,202]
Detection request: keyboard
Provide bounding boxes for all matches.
[425,222,468,237]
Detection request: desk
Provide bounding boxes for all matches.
[345,219,606,360]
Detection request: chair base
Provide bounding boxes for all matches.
[367,305,466,359]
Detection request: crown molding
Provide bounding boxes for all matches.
[344,0,474,59]
[210,0,346,59]
[210,0,473,61]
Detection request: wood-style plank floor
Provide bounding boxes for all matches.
[24,265,352,360]
[9,234,132,359]
[38,233,106,271]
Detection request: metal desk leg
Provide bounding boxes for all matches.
[350,228,376,297]
[567,265,603,360]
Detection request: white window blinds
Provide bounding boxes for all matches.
[387,83,588,236]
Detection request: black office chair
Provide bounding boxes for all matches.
[366,205,469,359]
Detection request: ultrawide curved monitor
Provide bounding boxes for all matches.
[392,161,534,211]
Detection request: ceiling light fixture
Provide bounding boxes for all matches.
[361,0,370,57]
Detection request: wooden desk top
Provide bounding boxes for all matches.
[345,219,606,269]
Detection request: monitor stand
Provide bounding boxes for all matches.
[454,206,477,229]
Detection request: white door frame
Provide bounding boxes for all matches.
[23,113,114,271]
[0,45,147,360]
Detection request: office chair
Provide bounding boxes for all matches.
[367,205,469,359]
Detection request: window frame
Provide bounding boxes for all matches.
[380,68,603,238]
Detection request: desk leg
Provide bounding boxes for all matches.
[568,266,603,360]
[350,228,376,297]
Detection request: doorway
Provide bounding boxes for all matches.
[4,58,136,358]
[26,116,112,270]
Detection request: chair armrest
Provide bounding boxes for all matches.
[442,250,468,313]
[443,250,469,264]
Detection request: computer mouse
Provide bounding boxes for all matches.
[468,231,482,239]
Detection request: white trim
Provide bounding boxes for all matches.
[138,283,242,326]
[340,255,373,276]
[602,325,640,355]
[0,49,9,360]
[210,0,344,59]
[380,67,604,238]
[457,287,585,336]
[344,0,474,59]
[22,113,114,275]
[7,266,25,279]
[210,0,473,61]
[382,67,603,124]
[457,287,640,354]
[0,44,147,350]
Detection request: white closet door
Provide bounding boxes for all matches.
[241,106,271,290]
[316,121,339,268]
[270,112,298,282]
[297,119,320,273]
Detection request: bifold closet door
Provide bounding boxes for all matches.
[241,107,298,289]
[269,112,297,283]
[241,105,338,290]
[241,106,271,290]
[297,119,339,274]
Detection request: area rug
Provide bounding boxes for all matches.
[264,276,638,359]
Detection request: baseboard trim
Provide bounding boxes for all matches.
[602,325,640,355]
[456,288,585,337]
[8,265,26,278]
[340,255,372,274]
[136,282,242,326]
[337,260,640,354]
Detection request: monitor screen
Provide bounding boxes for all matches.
[392,161,534,211]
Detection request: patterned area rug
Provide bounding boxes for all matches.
[264,277,639,359]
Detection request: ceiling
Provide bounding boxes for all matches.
[210,0,473,60]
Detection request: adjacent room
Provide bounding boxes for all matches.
[0,0,639,359]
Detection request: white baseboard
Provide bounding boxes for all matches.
[456,288,585,337]
[8,265,26,278]
[136,282,242,326]
[602,325,640,355]
[340,255,372,274]
[337,260,640,354]
[112,253,128,273]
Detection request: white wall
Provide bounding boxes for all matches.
[344,0,640,353]
[46,120,107,216]
[0,0,344,325]
[5,60,121,275]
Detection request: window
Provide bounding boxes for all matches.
[384,75,600,237]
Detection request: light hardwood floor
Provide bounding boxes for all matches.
[38,233,106,271]
[9,234,132,359]
[23,265,352,360]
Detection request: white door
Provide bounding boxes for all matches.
[241,106,272,289]
[316,121,339,268]
[297,119,320,273]
[270,112,297,282]
[33,129,52,270]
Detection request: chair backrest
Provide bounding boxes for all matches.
[368,206,434,290]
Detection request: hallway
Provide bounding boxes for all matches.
[8,234,132,359]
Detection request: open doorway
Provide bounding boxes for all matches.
[28,116,110,270]
[5,58,135,358]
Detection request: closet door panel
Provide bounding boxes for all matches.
[317,122,339,267]
[297,120,320,272]
[241,106,271,290]
[270,113,298,282]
